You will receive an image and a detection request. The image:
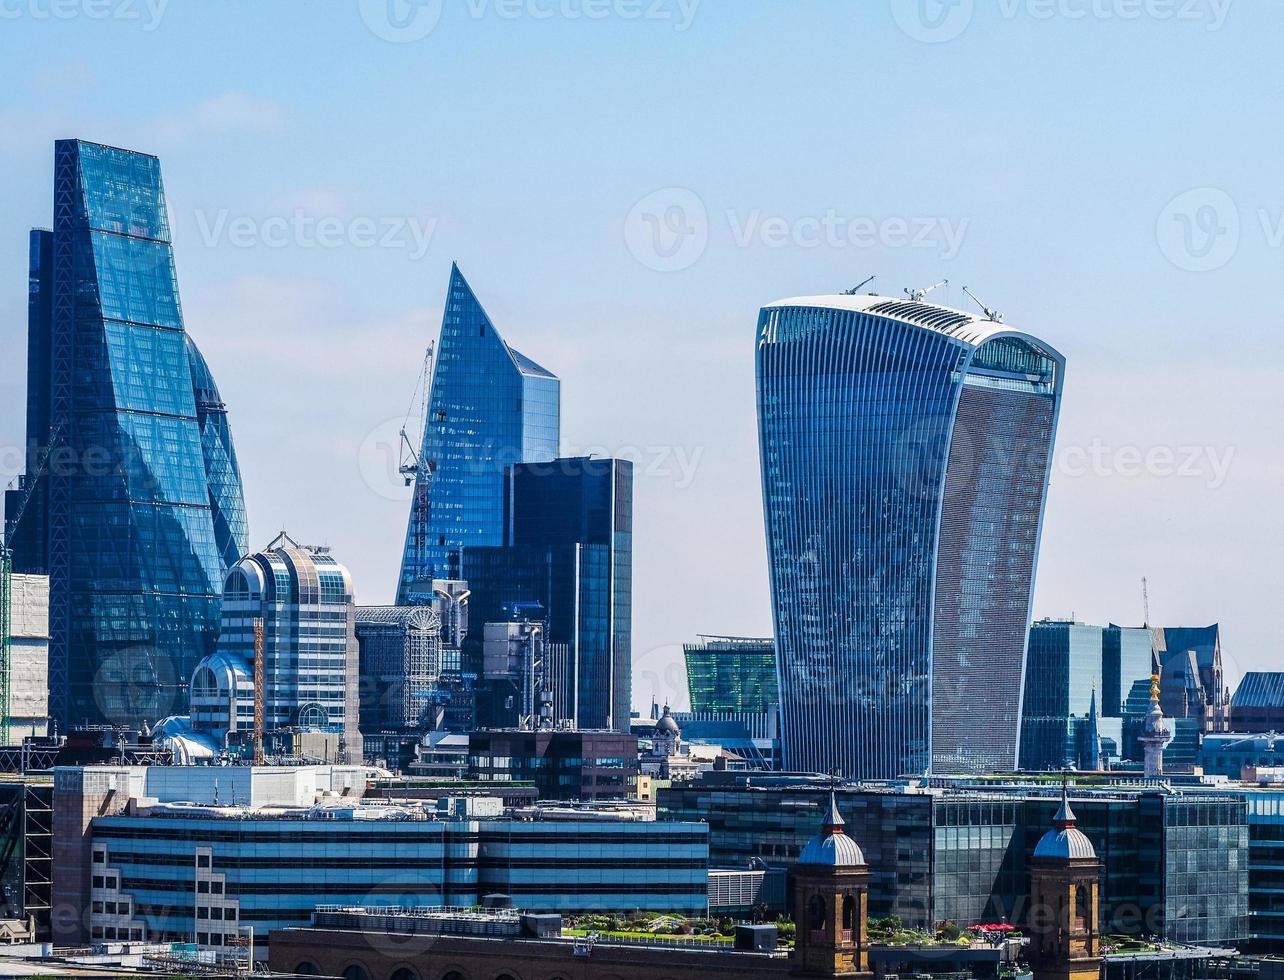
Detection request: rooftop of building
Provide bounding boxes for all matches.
[663,769,1254,804]
[298,905,790,959]
[761,292,1064,363]
[1232,672,1284,709]
[685,635,775,648]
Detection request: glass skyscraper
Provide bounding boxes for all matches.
[1103,623,1155,718]
[756,294,1065,778]
[1019,620,1105,771]
[396,264,560,603]
[6,140,247,730]
[465,456,633,732]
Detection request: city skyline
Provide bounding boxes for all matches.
[1,5,1278,714]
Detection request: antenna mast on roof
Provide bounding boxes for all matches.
[1142,577,1151,629]
[844,276,876,295]
[962,285,1004,323]
[904,279,948,302]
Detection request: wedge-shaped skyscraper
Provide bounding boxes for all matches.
[396,264,560,602]
[5,139,247,730]
[756,294,1065,778]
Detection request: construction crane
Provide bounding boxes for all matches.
[1,424,62,745]
[399,342,439,597]
[904,279,948,302]
[252,618,266,766]
[398,342,435,488]
[843,275,877,296]
[962,285,1004,323]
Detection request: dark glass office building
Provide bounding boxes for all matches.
[683,636,778,714]
[1154,624,1228,731]
[396,264,560,602]
[657,772,1249,946]
[1019,620,1105,771]
[756,294,1065,778]
[3,232,54,575]
[1104,623,1156,718]
[465,457,633,732]
[6,140,246,729]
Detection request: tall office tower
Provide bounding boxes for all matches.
[1102,624,1156,718]
[466,457,633,732]
[396,264,560,603]
[189,533,361,762]
[3,232,54,575]
[4,140,246,730]
[756,293,1064,778]
[683,636,778,714]
[1019,620,1105,771]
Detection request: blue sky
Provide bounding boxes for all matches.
[1,0,1280,709]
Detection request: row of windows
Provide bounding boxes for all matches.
[121,876,705,897]
[96,826,706,845]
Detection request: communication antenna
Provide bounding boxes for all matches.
[962,285,1004,323]
[1142,577,1151,629]
[843,275,877,295]
[904,279,948,302]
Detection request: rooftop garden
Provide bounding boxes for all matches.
[565,913,795,946]
[869,916,1024,948]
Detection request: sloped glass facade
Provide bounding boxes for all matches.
[185,336,248,571]
[683,637,778,714]
[18,139,247,730]
[756,298,1063,779]
[396,263,560,602]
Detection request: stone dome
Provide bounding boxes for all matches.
[1034,790,1098,861]
[655,704,681,735]
[798,793,867,868]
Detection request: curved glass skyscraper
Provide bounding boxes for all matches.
[7,140,247,730]
[756,294,1065,778]
[186,335,249,572]
[396,263,560,602]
